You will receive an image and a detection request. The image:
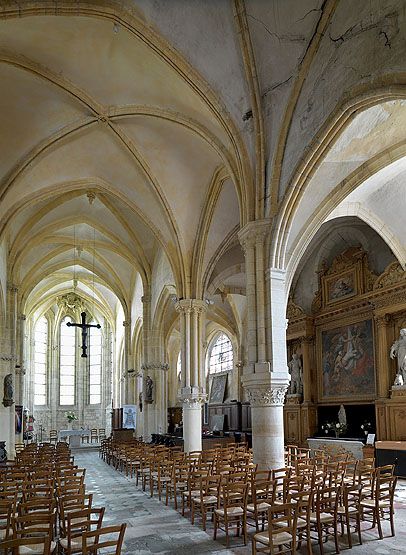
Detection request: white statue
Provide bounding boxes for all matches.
[338,404,347,427]
[390,328,406,384]
[287,353,303,395]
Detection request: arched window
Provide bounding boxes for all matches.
[208,333,233,374]
[89,323,102,405]
[60,317,75,405]
[34,316,47,406]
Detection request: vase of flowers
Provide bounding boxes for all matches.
[65,411,78,430]
[360,420,372,437]
[322,421,347,438]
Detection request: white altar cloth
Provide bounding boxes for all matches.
[308,438,364,460]
[58,429,90,447]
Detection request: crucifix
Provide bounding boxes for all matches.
[67,312,101,357]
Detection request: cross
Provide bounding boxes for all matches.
[67,312,101,358]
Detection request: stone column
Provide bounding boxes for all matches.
[242,265,290,469]
[141,295,151,440]
[122,320,131,404]
[175,299,206,453]
[244,375,289,469]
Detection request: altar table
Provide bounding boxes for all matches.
[307,437,364,460]
[58,429,90,447]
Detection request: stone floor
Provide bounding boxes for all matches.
[75,451,406,555]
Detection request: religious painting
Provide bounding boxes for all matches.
[15,405,23,434]
[324,269,357,305]
[320,318,375,400]
[122,405,136,430]
[209,374,227,404]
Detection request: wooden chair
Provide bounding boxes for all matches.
[165,462,189,509]
[191,474,221,531]
[360,472,397,539]
[49,430,58,445]
[59,507,105,554]
[0,499,13,543]
[246,479,276,532]
[337,483,363,549]
[90,429,98,444]
[12,512,57,552]
[82,523,127,554]
[98,428,106,442]
[213,481,248,546]
[0,535,52,554]
[252,502,298,555]
[308,485,341,555]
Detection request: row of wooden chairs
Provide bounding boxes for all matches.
[0,442,127,554]
[102,437,398,553]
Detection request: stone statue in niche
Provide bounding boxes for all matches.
[287,353,303,396]
[3,374,14,407]
[145,375,154,404]
[390,328,406,385]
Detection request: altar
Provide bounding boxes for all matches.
[308,437,365,460]
[58,429,90,447]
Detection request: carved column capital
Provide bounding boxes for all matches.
[175,299,206,315]
[141,362,169,372]
[246,384,289,407]
[141,295,151,304]
[180,386,206,407]
[237,219,270,253]
[374,314,392,328]
[122,320,130,327]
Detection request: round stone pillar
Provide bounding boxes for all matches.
[244,374,289,470]
[182,397,203,453]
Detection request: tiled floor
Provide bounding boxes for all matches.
[74,451,406,554]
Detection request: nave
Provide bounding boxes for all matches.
[75,450,406,555]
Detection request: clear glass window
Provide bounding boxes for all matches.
[60,317,75,405]
[208,333,233,375]
[34,316,48,405]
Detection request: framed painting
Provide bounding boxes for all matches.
[319,318,375,401]
[323,268,357,305]
[209,374,227,404]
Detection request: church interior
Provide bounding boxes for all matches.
[0,1,406,553]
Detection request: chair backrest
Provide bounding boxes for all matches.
[82,523,127,554]
[13,512,56,539]
[221,482,248,508]
[0,535,52,554]
[66,507,105,543]
[267,502,297,554]
[18,496,56,516]
[0,499,13,542]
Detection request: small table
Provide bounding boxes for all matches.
[58,429,90,448]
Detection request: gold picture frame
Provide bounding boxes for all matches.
[318,316,376,403]
[323,268,358,306]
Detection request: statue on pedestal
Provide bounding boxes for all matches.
[2,374,14,407]
[145,375,154,403]
[287,353,303,396]
[390,328,406,386]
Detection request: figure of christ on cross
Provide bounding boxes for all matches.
[67,312,101,357]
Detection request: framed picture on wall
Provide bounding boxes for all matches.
[323,268,358,305]
[319,317,375,401]
[209,374,227,404]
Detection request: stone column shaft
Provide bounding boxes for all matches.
[175,299,206,453]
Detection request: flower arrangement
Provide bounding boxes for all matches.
[64,411,78,423]
[360,420,372,436]
[322,421,347,437]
